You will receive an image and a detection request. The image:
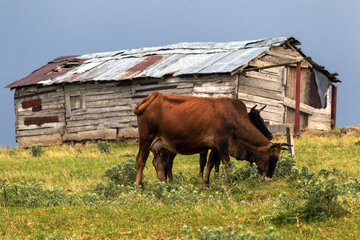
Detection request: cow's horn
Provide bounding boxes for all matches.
[259,105,267,112]
[251,105,257,111]
[281,142,293,147]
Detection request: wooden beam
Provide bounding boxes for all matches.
[237,61,301,74]
[286,126,295,156]
[331,85,338,129]
[294,63,301,137]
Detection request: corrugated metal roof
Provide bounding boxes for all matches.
[6,37,340,89]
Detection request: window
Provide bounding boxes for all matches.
[70,95,81,111]
[65,91,86,115]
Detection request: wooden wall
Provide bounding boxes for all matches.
[14,85,65,147]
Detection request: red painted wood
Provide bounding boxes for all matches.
[22,99,41,109]
[331,85,337,129]
[24,116,59,126]
[294,63,301,136]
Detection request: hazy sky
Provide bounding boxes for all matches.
[1,0,359,147]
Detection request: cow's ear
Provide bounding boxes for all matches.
[250,105,257,112]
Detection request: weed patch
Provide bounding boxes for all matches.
[31,144,43,157]
[97,141,111,154]
[180,225,281,240]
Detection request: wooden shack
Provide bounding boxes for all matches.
[7,37,340,147]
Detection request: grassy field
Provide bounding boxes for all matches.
[1,131,360,239]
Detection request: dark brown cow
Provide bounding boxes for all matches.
[134,91,289,186]
[197,104,274,178]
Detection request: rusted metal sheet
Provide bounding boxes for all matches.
[6,56,83,88]
[6,37,340,88]
[116,55,164,80]
[24,116,59,126]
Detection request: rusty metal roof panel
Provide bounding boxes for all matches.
[9,37,340,88]
[139,54,212,78]
[197,47,269,74]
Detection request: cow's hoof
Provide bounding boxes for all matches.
[201,183,210,188]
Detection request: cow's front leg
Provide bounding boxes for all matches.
[152,152,167,183]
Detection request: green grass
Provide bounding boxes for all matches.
[1,135,360,239]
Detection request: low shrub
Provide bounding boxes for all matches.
[0,179,74,207]
[271,167,359,223]
[31,144,43,157]
[8,148,16,157]
[105,159,137,186]
[97,141,111,154]
[273,155,296,179]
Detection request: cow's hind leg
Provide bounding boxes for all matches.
[164,152,176,182]
[202,149,219,187]
[199,150,208,178]
[135,139,152,186]
[216,139,232,186]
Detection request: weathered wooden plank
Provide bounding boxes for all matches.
[84,100,133,109]
[68,106,133,116]
[242,71,282,82]
[261,54,297,65]
[17,108,65,117]
[16,127,64,137]
[238,92,283,107]
[243,102,284,115]
[193,85,236,94]
[66,116,136,128]
[17,121,65,131]
[308,121,331,131]
[283,97,313,115]
[269,46,299,58]
[63,129,117,141]
[239,75,283,92]
[68,111,134,121]
[86,93,132,103]
[17,134,63,148]
[117,127,138,138]
[197,74,236,82]
[131,88,193,99]
[15,91,64,102]
[66,123,133,133]
[238,85,284,101]
[308,113,331,123]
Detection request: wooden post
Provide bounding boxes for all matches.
[294,62,301,136]
[286,126,295,156]
[331,85,337,129]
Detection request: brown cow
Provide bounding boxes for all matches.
[153,104,274,183]
[134,91,290,186]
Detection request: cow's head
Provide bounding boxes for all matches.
[255,143,292,180]
[248,105,273,140]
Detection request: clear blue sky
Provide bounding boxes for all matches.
[1,0,359,147]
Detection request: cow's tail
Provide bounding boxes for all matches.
[133,91,160,115]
